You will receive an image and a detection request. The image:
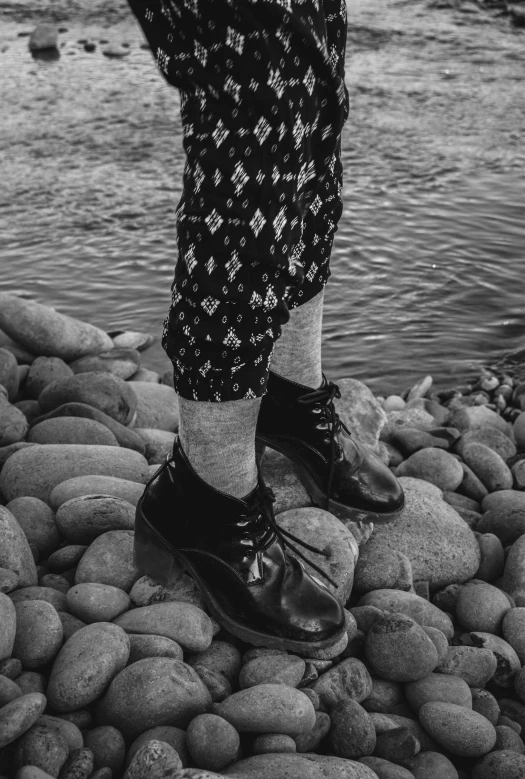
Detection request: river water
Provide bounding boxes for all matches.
[0,0,524,394]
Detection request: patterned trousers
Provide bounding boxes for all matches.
[128,0,349,401]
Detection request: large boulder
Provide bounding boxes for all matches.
[38,373,137,426]
[0,445,149,504]
[0,294,113,360]
[358,477,480,590]
[334,378,387,453]
[276,507,358,602]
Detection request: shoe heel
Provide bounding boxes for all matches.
[134,506,184,587]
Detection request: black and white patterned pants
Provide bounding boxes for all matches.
[128,0,349,400]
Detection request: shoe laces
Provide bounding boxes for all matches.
[297,378,351,510]
[254,481,338,589]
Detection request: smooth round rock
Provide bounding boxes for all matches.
[113,601,213,652]
[0,398,29,446]
[437,646,497,687]
[112,331,154,352]
[28,417,119,447]
[49,475,145,510]
[0,506,38,587]
[253,733,297,754]
[38,373,137,426]
[47,545,87,573]
[476,534,505,582]
[361,677,404,714]
[134,429,175,465]
[311,657,373,709]
[477,508,525,546]
[223,754,325,779]
[56,495,135,544]
[0,347,19,400]
[503,535,525,604]
[329,698,376,759]
[32,403,146,455]
[365,613,439,682]
[0,445,149,504]
[125,726,188,769]
[358,590,454,639]
[213,684,315,736]
[74,530,141,592]
[0,294,114,361]
[360,756,414,778]
[494,724,525,753]
[123,739,182,778]
[10,586,66,612]
[47,623,130,712]
[58,611,86,641]
[38,574,70,594]
[16,672,46,696]
[503,608,525,663]
[422,626,449,663]
[13,724,69,777]
[57,747,94,779]
[294,710,331,753]
[354,547,413,594]
[0,693,47,748]
[355,480,480,590]
[0,592,16,661]
[411,751,459,778]
[69,349,141,380]
[187,641,242,685]
[37,715,83,752]
[0,567,18,593]
[128,634,184,664]
[468,632,521,687]
[84,726,126,775]
[462,443,513,493]
[276,507,358,602]
[130,382,179,432]
[13,600,63,669]
[97,657,211,739]
[186,713,240,771]
[419,701,497,757]
[396,448,464,491]
[456,428,516,462]
[405,673,472,714]
[66,583,130,623]
[472,688,500,725]
[239,654,305,690]
[25,357,74,400]
[0,675,22,706]
[6,498,60,559]
[456,581,512,634]
[472,750,525,778]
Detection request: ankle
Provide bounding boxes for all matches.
[178,396,260,499]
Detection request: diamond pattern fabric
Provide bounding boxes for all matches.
[127,0,349,400]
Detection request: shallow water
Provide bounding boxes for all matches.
[0,0,524,394]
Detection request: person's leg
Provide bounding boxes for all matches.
[178,397,260,498]
[127,0,346,652]
[270,289,324,390]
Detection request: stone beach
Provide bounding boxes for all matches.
[3,293,525,778]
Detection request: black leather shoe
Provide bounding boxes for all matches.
[134,439,345,652]
[256,372,405,524]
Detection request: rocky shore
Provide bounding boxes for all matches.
[2,292,525,779]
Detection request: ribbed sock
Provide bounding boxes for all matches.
[178,396,261,499]
[270,289,324,388]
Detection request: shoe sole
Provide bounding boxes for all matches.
[256,437,404,525]
[133,501,346,653]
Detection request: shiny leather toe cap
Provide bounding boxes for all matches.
[334,440,405,516]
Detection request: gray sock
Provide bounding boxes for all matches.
[178,396,261,499]
[270,289,324,388]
